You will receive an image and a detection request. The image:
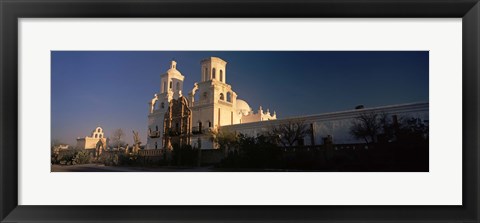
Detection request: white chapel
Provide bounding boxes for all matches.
[146,57,276,150]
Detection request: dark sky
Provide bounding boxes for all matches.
[51,51,429,145]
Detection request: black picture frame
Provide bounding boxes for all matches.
[1,0,479,222]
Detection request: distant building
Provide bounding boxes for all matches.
[55,144,69,150]
[52,144,70,155]
[76,126,108,150]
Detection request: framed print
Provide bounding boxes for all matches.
[1,0,479,222]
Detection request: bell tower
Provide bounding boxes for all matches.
[160,60,185,100]
[147,60,185,150]
[201,57,227,83]
[190,57,237,136]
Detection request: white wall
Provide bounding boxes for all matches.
[222,102,429,147]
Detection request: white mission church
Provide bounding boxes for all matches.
[146,57,428,150]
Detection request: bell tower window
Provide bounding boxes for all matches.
[169,81,173,89]
[220,70,223,82]
[226,92,232,102]
[212,68,216,79]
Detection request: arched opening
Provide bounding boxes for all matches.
[226,92,232,102]
[155,125,159,131]
[97,128,101,132]
[176,82,180,91]
[212,68,216,79]
[161,102,165,109]
[169,81,173,89]
[203,92,208,100]
[219,93,224,100]
[220,70,223,82]
[155,142,158,149]
[208,121,212,128]
[94,134,98,138]
[204,68,208,81]
[199,121,203,132]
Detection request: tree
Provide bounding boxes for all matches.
[350,112,429,144]
[110,128,125,150]
[397,117,429,142]
[211,129,238,150]
[349,112,382,144]
[270,120,310,147]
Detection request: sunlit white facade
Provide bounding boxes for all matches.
[146,57,276,150]
[146,57,428,150]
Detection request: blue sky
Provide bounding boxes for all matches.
[51,51,428,145]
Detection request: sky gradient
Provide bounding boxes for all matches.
[51,51,429,145]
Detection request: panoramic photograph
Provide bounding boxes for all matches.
[51,51,429,172]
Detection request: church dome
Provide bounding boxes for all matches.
[236,99,252,115]
[166,67,182,77]
[163,61,184,78]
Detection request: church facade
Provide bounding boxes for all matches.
[146,57,428,150]
[76,126,108,150]
[147,57,276,150]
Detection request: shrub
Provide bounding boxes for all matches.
[54,150,76,165]
[72,150,91,165]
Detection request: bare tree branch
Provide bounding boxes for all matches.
[349,112,381,144]
[111,128,125,150]
[270,120,310,147]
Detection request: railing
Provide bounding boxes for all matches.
[166,130,181,136]
[192,127,212,135]
[149,131,160,138]
[191,126,203,135]
[138,149,164,157]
